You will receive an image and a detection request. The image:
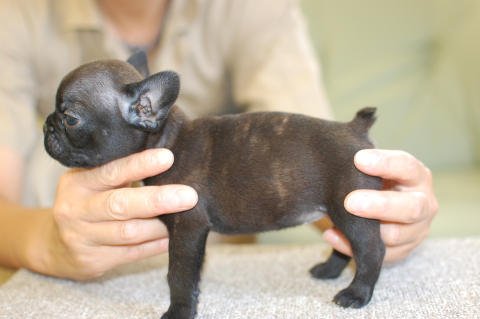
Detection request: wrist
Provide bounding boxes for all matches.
[0,198,78,279]
[20,208,60,277]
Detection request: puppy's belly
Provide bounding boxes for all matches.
[277,209,327,227]
[209,206,327,235]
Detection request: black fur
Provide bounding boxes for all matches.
[44,53,385,319]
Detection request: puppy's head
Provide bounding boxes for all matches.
[44,52,180,168]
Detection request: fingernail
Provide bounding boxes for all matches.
[346,193,369,213]
[173,187,197,209]
[153,149,172,167]
[356,150,378,169]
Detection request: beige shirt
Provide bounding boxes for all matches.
[0,0,331,207]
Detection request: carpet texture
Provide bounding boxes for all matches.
[0,237,479,318]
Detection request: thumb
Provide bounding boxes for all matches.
[79,149,174,191]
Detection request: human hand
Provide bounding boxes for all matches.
[323,149,438,263]
[35,149,197,280]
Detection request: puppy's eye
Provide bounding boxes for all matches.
[64,115,78,127]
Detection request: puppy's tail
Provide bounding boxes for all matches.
[349,107,377,136]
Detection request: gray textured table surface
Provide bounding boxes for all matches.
[0,237,479,319]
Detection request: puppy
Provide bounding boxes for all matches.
[44,52,385,319]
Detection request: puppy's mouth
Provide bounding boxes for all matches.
[43,116,92,168]
[44,128,62,157]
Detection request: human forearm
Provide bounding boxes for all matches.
[230,0,332,119]
[0,199,52,271]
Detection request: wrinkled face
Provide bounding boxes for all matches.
[44,57,181,168]
[43,60,148,168]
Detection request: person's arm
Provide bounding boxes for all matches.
[0,148,24,204]
[320,149,439,263]
[228,0,333,119]
[0,148,198,280]
[0,147,32,270]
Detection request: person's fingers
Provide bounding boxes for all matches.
[322,229,352,257]
[115,237,170,265]
[344,189,430,223]
[322,150,438,264]
[86,217,169,246]
[77,149,175,191]
[83,185,198,222]
[323,223,428,263]
[382,239,422,263]
[354,149,429,187]
[379,220,429,248]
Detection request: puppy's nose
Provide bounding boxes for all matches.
[43,123,54,134]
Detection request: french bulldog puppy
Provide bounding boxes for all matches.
[44,52,385,319]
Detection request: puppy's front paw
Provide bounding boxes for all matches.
[161,307,195,319]
[333,287,372,308]
[310,262,342,279]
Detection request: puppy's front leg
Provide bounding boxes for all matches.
[159,211,210,319]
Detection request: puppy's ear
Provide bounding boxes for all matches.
[120,71,180,132]
[127,51,150,78]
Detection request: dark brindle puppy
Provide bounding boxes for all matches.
[44,52,385,319]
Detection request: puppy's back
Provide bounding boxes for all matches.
[151,109,379,234]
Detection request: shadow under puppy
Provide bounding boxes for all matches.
[44,52,385,319]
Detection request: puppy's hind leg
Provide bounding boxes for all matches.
[310,248,351,279]
[159,212,211,319]
[330,208,385,308]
